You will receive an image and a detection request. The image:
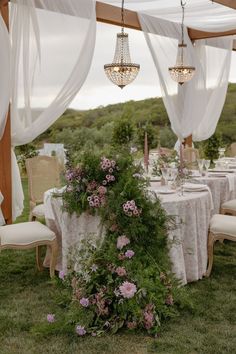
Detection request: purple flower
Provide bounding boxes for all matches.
[47,314,55,323]
[125,250,135,259]
[91,332,97,337]
[80,297,90,307]
[76,325,86,336]
[59,270,65,280]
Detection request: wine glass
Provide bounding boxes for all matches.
[197,159,204,175]
[204,159,210,173]
[161,167,170,190]
[170,168,178,188]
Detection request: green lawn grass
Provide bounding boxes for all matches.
[0,178,235,354]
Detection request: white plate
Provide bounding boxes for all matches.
[208,173,227,177]
[150,177,161,182]
[156,189,176,194]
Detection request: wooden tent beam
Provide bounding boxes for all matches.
[96,2,236,41]
[213,0,236,10]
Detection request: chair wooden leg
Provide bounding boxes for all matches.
[205,232,215,277]
[36,246,43,271]
[29,214,36,221]
[49,239,58,278]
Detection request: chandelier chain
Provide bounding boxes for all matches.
[181,0,186,46]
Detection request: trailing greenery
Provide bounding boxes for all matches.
[36,151,189,337]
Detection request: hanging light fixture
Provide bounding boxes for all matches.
[104,0,140,89]
[169,0,195,85]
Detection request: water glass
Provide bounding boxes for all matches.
[197,159,204,174]
[161,167,170,189]
[204,159,210,172]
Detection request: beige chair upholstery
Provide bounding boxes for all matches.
[0,221,58,277]
[182,147,199,168]
[230,142,236,157]
[26,156,60,221]
[205,214,236,277]
[220,199,236,216]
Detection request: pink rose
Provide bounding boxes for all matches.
[117,235,130,250]
[119,281,137,299]
[115,266,127,277]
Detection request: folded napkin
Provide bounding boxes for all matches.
[226,174,235,193]
[44,186,66,220]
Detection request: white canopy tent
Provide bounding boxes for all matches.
[0,0,235,223]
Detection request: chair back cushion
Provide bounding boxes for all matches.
[26,156,60,203]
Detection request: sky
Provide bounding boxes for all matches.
[70,22,236,110]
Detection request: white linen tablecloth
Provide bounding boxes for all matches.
[193,173,236,215]
[149,183,213,285]
[44,189,105,272]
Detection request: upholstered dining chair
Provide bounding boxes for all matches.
[205,214,236,277]
[0,221,58,277]
[220,199,236,216]
[157,147,174,157]
[26,156,61,221]
[182,147,199,168]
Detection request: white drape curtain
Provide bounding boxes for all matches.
[139,13,233,142]
[0,15,10,139]
[10,0,96,219]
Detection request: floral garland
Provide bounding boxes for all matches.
[43,152,187,337]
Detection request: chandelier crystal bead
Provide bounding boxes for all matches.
[104,0,140,89]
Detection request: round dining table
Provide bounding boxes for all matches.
[44,181,214,285]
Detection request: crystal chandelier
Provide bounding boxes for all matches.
[169,0,195,85]
[104,0,140,89]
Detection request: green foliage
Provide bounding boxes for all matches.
[202,133,222,162]
[48,152,186,336]
[136,124,159,151]
[15,143,39,174]
[112,119,135,147]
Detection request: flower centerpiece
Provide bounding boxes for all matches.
[41,151,188,337]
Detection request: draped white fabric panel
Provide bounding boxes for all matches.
[104,0,236,32]
[10,0,96,219]
[139,13,233,141]
[0,15,10,139]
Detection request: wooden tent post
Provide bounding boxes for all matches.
[0,2,12,224]
[184,135,193,148]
